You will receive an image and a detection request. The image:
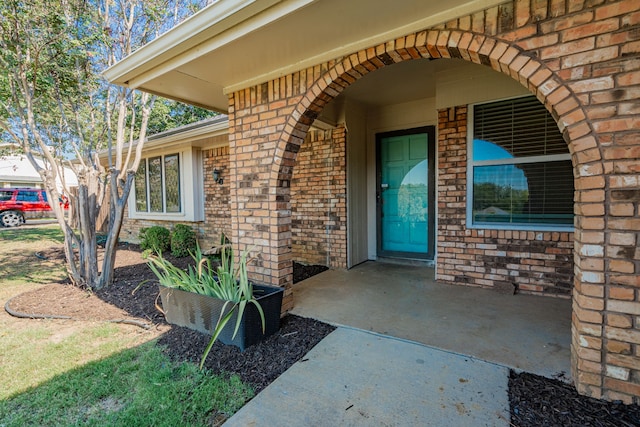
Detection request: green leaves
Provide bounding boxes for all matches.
[145,98,218,136]
[146,244,266,369]
[0,0,101,157]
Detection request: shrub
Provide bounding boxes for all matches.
[139,226,171,254]
[171,224,197,258]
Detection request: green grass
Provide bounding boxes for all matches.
[0,224,67,284]
[0,342,253,426]
[0,225,65,243]
[0,224,255,425]
[0,323,146,398]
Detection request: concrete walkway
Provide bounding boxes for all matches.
[225,261,572,426]
[225,328,510,426]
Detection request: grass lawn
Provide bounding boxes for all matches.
[0,225,254,426]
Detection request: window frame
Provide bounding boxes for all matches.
[128,148,202,222]
[466,96,574,232]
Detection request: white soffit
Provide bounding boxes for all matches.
[104,0,506,112]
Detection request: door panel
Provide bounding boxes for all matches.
[377,127,435,259]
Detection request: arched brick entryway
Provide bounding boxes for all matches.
[229,1,639,402]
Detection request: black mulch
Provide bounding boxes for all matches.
[96,254,335,393]
[157,316,334,393]
[509,371,640,427]
[93,246,640,422]
[293,261,328,283]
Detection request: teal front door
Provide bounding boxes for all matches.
[377,127,435,259]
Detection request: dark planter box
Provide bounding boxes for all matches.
[159,284,284,351]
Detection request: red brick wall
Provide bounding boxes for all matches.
[436,106,574,296]
[202,146,231,249]
[201,138,348,267]
[291,127,347,268]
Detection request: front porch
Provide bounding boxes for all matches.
[291,261,572,379]
[104,0,640,402]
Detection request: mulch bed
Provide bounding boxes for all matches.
[510,371,640,426]
[157,316,334,392]
[293,262,328,283]
[6,243,640,423]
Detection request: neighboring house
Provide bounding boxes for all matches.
[105,0,640,402]
[0,152,78,190]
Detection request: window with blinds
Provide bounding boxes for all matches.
[469,96,574,228]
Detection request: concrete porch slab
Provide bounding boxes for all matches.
[290,261,572,380]
[224,327,510,426]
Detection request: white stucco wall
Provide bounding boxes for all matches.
[0,155,78,190]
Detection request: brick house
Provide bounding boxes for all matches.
[105,0,640,402]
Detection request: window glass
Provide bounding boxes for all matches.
[472,161,574,225]
[471,96,574,228]
[134,153,181,215]
[17,191,39,202]
[473,96,567,160]
[135,161,148,212]
[164,154,181,213]
[148,156,163,212]
[0,191,13,201]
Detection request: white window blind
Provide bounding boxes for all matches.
[470,96,574,228]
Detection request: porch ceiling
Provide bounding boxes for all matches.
[103,0,505,113]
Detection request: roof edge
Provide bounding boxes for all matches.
[103,0,304,86]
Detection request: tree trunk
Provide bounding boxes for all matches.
[96,170,132,289]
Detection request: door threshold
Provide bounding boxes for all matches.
[376,256,434,268]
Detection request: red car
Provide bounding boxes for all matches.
[0,188,65,227]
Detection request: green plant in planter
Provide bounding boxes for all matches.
[146,245,265,369]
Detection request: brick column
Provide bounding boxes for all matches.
[227,82,309,313]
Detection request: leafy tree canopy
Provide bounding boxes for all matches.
[138,98,217,137]
[0,0,214,290]
[0,0,215,154]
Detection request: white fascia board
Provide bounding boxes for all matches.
[103,0,314,87]
[132,127,229,154]
[0,175,40,182]
[224,0,506,94]
[146,119,229,147]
